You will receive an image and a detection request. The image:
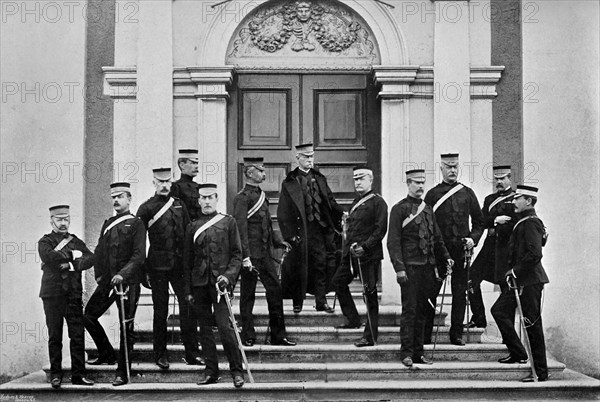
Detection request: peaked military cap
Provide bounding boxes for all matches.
[406,169,426,182]
[295,143,314,156]
[178,149,199,162]
[243,157,265,171]
[440,153,459,166]
[153,167,172,181]
[493,165,511,178]
[49,205,70,217]
[514,184,538,199]
[198,183,218,196]
[110,182,131,196]
[353,166,373,179]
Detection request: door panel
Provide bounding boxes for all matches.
[227,73,380,218]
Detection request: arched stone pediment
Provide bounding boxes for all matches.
[226,0,381,69]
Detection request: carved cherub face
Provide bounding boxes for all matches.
[296,2,311,22]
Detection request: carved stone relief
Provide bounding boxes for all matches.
[226,0,379,68]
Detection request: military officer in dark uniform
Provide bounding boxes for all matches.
[84,182,146,386]
[136,168,203,369]
[491,185,549,382]
[468,166,517,328]
[170,149,201,221]
[423,153,484,346]
[277,143,345,313]
[183,184,245,388]
[388,170,453,367]
[233,157,296,347]
[38,205,95,388]
[331,166,388,347]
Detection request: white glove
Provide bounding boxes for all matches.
[72,250,83,259]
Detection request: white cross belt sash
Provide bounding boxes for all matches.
[148,197,174,228]
[488,192,514,212]
[433,184,465,213]
[513,215,536,231]
[247,191,266,219]
[103,214,135,236]
[349,193,376,216]
[402,202,426,228]
[193,214,226,243]
[54,235,74,251]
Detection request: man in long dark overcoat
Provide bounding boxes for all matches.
[277,143,344,313]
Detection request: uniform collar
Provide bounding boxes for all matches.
[180,174,194,182]
[244,183,261,191]
[519,208,536,218]
[407,195,423,203]
[201,211,218,219]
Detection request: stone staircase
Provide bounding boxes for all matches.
[1,281,598,400]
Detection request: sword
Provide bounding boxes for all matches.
[114,283,131,382]
[216,283,255,383]
[431,260,453,361]
[507,276,537,382]
[463,239,474,344]
[352,246,376,345]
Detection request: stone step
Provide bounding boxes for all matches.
[86,343,509,363]
[3,368,598,401]
[41,360,567,383]
[133,323,484,344]
[163,305,448,327]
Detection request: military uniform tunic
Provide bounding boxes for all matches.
[83,211,146,378]
[137,194,200,362]
[38,231,94,380]
[491,208,549,379]
[331,191,388,342]
[387,195,450,360]
[233,184,289,343]
[170,174,201,221]
[423,182,484,342]
[183,212,243,377]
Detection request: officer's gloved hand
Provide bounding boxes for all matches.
[446,259,454,275]
[185,294,195,304]
[242,258,253,271]
[59,262,70,271]
[142,274,152,289]
[396,271,408,285]
[111,274,124,286]
[495,215,512,225]
[280,241,291,251]
[350,243,365,257]
[217,275,229,291]
[463,237,475,249]
[72,250,83,260]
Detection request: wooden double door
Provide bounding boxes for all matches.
[226,73,381,218]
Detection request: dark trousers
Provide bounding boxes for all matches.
[301,221,336,307]
[332,257,380,342]
[492,283,548,378]
[467,266,487,326]
[190,284,243,377]
[149,269,199,361]
[424,252,467,342]
[240,257,287,343]
[400,264,436,360]
[42,296,86,379]
[84,282,140,378]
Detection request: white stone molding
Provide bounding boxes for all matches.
[470,66,505,99]
[173,67,234,100]
[102,67,137,99]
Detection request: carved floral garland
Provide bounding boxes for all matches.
[248,2,361,53]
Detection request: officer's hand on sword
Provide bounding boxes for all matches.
[396,271,408,285]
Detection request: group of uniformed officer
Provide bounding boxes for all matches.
[38,146,549,389]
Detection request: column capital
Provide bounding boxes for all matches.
[470,66,505,99]
[102,66,137,99]
[373,65,420,99]
[175,66,234,99]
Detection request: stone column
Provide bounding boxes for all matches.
[373,66,419,305]
[433,0,472,167]
[189,67,234,206]
[134,0,173,206]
